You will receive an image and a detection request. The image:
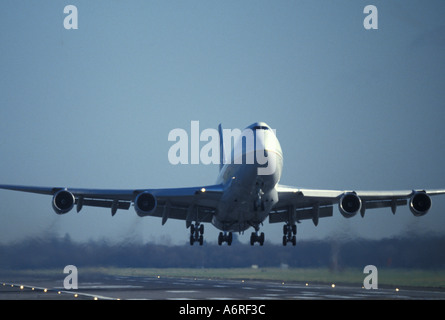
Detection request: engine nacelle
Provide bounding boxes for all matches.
[339,192,362,218]
[134,192,157,217]
[409,191,431,217]
[52,189,75,214]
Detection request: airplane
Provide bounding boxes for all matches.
[1,121,444,246]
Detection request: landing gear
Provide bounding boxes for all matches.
[253,198,265,211]
[282,223,297,246]
[190,223,204,246]
[250,231,265,246]
[253,182,265,212]
[218,232,233,246]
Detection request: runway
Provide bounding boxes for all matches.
[2,272,445,300]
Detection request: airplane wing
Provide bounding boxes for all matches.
[0,183,224,227]
[271,184,445,226]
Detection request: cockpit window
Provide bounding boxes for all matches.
[252,126,269,130]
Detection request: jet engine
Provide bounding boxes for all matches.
[409,191,431,217]
[339,192,362,218]
[52,189,75,214]
[134,192,157,217]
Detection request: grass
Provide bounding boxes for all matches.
[97,267,445,288]
[78,267,445,288]
[2,267,445,289]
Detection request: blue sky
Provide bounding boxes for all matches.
[1,1,445,245]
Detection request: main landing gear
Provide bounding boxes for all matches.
[190,222,204,245]
[282,223,297,246]
[218,232,233,246]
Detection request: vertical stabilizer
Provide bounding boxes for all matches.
[218,124,224,171]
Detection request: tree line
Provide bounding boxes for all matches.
[1,234,445,270]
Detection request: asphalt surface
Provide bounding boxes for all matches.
[2,273,445,301]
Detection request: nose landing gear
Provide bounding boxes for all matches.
[253,181,265,212]
[250,232,265,246]
[250,224,265,246]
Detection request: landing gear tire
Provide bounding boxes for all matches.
[190,223,204,246]
[218,232,233,246]
[282,224,297,246]
[250,232,265,246]
[190,234,203,246]
[283,235,296,246]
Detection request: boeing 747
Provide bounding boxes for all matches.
[1,122,444,246]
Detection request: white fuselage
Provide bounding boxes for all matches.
[212,123,283,232]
